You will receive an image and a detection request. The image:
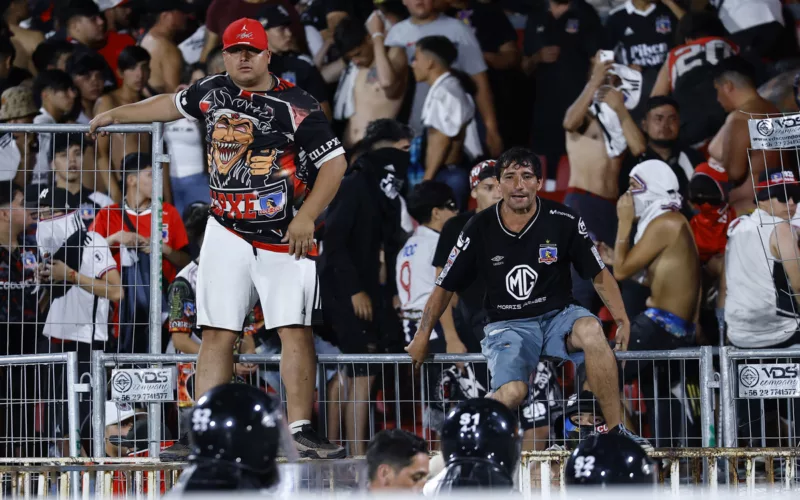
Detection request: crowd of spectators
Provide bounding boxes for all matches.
[0,0,798,458]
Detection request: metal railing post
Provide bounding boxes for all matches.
[719,347,737,448]
[65,351,80,500]
[148,121,168,459]
[700,346,715,448]
[91,351,106,459]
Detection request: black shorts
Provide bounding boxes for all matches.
[519,361,561,431]
[622,311,693,383]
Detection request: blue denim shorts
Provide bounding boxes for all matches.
[480,304,599,391]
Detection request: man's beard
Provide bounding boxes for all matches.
[650,137,677,149]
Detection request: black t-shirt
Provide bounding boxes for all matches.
[0,244,40,355]
[325,0,374,23]
[269,53,329,105]
[604,1,676,71]
[175,73,344,244]
[436,198,605,321]
[523,2,602,154]
[433,210,483,311]
[448,1,517,53]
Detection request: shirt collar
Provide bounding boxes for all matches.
[625,0,656,17]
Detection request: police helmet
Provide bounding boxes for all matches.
[440,398,522,478]
[565,433,655,487]
[189,383,292,475]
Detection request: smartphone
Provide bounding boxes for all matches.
[599,50,615,63]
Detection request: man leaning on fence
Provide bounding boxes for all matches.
[89,18,348,458]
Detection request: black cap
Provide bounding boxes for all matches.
[257,4,292,29]
[121,152,153,177]
[55,0,101,25]
[144,0,193,14]
[26,187,72,211]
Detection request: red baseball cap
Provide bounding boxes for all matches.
[222,18,269,52]
[470,159,497,189]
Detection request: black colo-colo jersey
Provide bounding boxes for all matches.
[175,73,344,246]
[605,1,676,70]
[436,198,605,321]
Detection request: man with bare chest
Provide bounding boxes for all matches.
[95,47,152,202]
[140,0,190,95]
[562,54,645,309]
[334,16,404,149]
[606,159,701,446]
[709,56,788,215]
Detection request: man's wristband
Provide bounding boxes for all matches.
[371,32,384,39]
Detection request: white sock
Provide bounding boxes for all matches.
[289,419,311,434]
[544,179,557,192]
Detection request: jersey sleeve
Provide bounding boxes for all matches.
[569,215,605,280]
[174,77,213,122]
[433,215,463,268]
[167,278,196,335]
[166,205,190,252]
[88,234,117,278]
[425,89,473,137]
[435,220,478,292]
[295,107,344,169]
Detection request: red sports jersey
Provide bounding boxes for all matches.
[89,203,189,283]
[99,31,137,87]
[666,36,738,92]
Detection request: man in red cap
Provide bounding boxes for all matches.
[90,18,347,459]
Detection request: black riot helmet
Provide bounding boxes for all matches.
[566,433,656,487]
[440,398,523,478]
[188,383,293,478]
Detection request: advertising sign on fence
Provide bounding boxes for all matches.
[111,368,175,402]
[748,113,800,150]
[738,363,800,398]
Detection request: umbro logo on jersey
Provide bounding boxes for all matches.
[624,27,634,36]
[492,255,504,266]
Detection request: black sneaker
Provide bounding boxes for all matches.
[159,442,192,462]
[609,424,654,453]
[292,425,346,459]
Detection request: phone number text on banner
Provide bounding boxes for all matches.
[738,363,800,398]
[748,113,800,150]
[111,368,176,402]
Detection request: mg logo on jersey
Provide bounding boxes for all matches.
[506,265,538,300]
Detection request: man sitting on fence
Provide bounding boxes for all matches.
[723,167,800,446]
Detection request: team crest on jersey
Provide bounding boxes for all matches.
[22,251,37,270]
[655,16,671,34]
[258,190,286,218]
[281,71,297,85]
[162,223,169,243]
[79,203,94,221]
[565,19,579,34]
[183,301,196,317]
[538,243,558,265]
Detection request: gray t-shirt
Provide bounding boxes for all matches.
[385,14,487,133]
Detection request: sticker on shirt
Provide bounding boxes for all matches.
[211,178,288,222]
[22,251,37,271]
[565,18,579,34]
[590,245,606,269]
[183,301,196,317]
[538,243,558,265]
[435,247,459,285]
[655,16,672,34]
[162,223,170,243]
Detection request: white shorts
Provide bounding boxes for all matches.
[196,217,319,331]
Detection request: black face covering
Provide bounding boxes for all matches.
[361,147,410,195]
[650,137,678,149]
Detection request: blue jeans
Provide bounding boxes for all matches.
[170,173,210,218]
[435,165,470,211]
[480,305,598,391]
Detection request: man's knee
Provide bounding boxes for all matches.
[570,318,606,351]
[493,381,528,408]
[277,326,313,347]
[200,328,239,348]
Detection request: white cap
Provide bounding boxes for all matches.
[105,401,140,427]
[94,0,129,11]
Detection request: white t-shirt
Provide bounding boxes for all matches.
[305,25,324,59]
[385,14,487,133]
[396,225,440,314]
[179,26,207,65]
[43,232,117,342]
[164,118,205,179]
[421,72,483,160]
[33,108,56,183]
[725,209,800,347]
[710,0,783,33]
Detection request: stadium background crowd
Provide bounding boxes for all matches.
[0,0,798,463]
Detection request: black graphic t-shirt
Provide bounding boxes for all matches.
[436,198,604,321]
[0,244,40,354]
[175,73,344,245]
